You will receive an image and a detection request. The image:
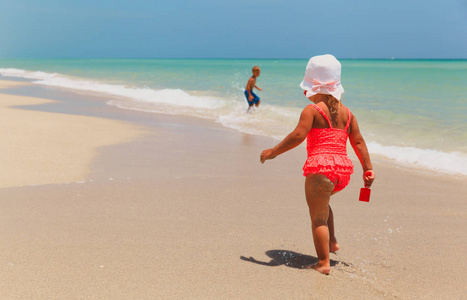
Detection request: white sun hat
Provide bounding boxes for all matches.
[300,54,344,100]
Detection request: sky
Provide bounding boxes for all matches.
[1,0,466,59]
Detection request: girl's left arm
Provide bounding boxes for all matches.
[260,106,314,163]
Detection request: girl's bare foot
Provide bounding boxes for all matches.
[305,262,330,275]
[329,240,340,253]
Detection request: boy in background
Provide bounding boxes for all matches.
[244,66,262,113]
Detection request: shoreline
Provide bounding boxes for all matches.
[0,80,146,189]
[2,61,466,178]
[2,58,466,177]
[2,75,465,181]
[1,79,466,299]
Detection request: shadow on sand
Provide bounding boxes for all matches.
[241,250,348,269]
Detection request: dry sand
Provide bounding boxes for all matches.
[0,80,145,188]
[0,80,466,299]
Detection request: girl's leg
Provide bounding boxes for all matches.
[328,205,340,252]
[304,174,334,274]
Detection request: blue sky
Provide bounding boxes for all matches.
[1,0,466,59]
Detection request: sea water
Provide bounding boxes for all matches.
[1,58,466,175]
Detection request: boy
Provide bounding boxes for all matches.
[244,66,262,113]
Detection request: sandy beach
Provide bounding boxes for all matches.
[0,80,145,189]
[1,79,466,299]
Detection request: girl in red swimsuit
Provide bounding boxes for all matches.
[260,54,375,275]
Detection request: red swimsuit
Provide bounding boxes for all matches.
[303,104,354,192]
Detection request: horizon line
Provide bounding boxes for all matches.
[1,57,466,61]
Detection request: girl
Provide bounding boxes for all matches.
[260,54,375,274]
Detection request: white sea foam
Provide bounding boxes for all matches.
[0,68,226,109]
[55,79,226,110]
[367,142,467,176]
[1,67,466,176]
[0,68,57,80]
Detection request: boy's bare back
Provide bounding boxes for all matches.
[246,76,257,91]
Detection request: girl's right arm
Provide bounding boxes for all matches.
[260,105,314,163]
[348,113,375,188]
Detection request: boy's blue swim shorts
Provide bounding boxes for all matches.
[244,90,260,106]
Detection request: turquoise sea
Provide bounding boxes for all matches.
[1,58,466,175]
